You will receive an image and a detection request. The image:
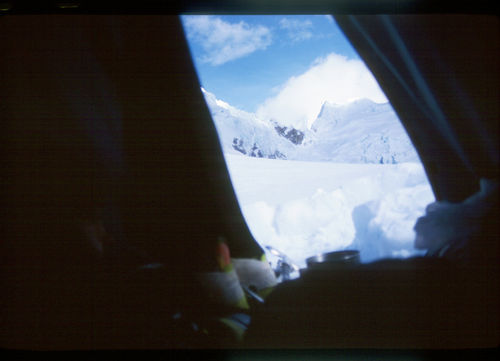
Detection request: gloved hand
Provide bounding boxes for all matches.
[414,178,498,258]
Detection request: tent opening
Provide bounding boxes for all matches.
[181,14,434,270]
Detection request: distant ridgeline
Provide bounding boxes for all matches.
[202,88,419,164]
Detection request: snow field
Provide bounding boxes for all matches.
[224,154,435,267]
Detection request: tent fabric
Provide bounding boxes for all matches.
[0,15,264,347]
[0,15,263,274]
[334,15,499,202]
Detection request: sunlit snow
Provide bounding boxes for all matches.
[224,154,434,267]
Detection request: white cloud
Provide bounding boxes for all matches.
[182,15,272,66]
[256,53,388,129]
[279,17,313,42]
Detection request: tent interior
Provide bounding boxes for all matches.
[1,1,498,352]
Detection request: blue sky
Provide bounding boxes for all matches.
[181,15,387,129]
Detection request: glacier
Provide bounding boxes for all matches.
[202,89,434,268]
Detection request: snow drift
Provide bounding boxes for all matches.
[224,155,434,267]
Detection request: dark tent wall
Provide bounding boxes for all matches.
[89,15,265,267]
[335,15,499,202]
[0,15,265,347]
[0,15,264,274]
[0,15,268,349]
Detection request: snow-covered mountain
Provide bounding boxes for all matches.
[202,88,299,159]
[307,99,420,163]
[202,89,432,265]
[202,88,420,164]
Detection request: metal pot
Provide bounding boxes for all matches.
[305,250,360,271]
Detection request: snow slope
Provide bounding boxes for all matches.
[224,154,434,267]
[203,88,299,159]
[203,89,419,164]
[307,100,420,163]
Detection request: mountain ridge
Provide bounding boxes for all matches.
[202,88,419,164]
